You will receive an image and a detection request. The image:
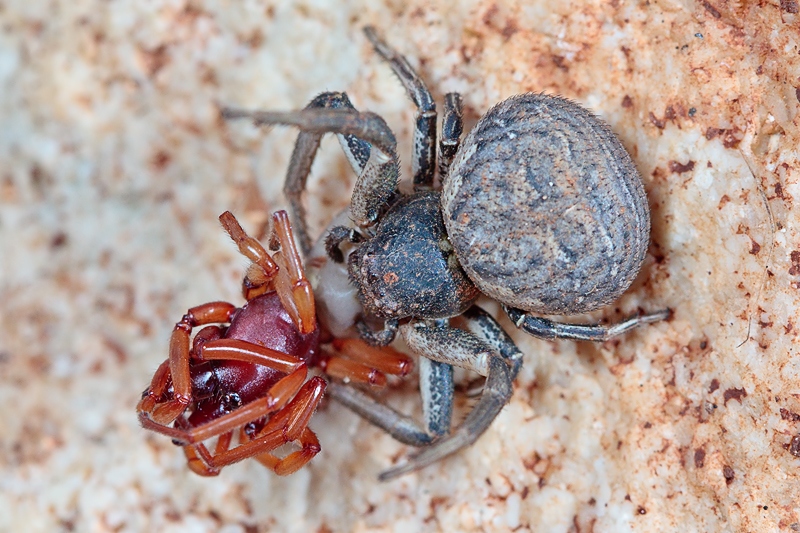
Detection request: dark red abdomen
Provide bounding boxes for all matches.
[187,292,319,427]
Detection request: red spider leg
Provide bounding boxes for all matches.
[219,210,280,300]
[186,377,326,474]
[270,210,316,334]
[199,338,305,370]
[246,377,327,475]
[252,428,321,476]
[269,376,326,441]
[176,367,321,476]
[136,359,170,414]
[138,301,237,424]
[183,430,234,477]
[318,350,388,386]
[139,361,309,444]
[332,338,413,377]
[190,427,286,474]
[317,338,414,386]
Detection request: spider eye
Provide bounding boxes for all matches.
[243,422,258,437]
[224,392,242,409]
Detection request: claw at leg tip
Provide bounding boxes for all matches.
[378,454,431,481]
[378,462,413,482]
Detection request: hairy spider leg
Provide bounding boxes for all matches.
[327,306,522,480]
[438,92,464,181]
[278,92,372,255]
[226,100,415,347]
[222,106,399,231]
[363,26,437,191]
[378,308,521,481]
[504,306,671,342]
[362,28,464,186]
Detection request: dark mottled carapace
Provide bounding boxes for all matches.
[349,192,479,319]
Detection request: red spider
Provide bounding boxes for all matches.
[137,210,411,476]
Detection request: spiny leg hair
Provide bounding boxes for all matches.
[222,106,400,229]
[364,26,437,191]
[281,92,371,255]
[438,92,464,181]
[375,318,516,480]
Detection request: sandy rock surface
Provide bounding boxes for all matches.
[2,1,799,531]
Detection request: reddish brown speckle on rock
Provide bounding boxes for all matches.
[429,496,449,516]
[780,408,800,422]
[481,3,499,25]
[501,21,518,39]
[668,160,695,174]
[723,465,735,484]
[709,378,720,393]
[649,112,666,129]
[51,232,68,248]
[749,239,761,255]
[705,127,742,148]
[139,44,169,77]
[151,150,172,171]
[782,0,799,14]
[723,387,748,405]
[789,251,800,275]
[701,0,722,18]
[551,55,568,71]
[622,95,633,108]
[694,448,706,468]
[790,435,800,457]
[245,29,264,48]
